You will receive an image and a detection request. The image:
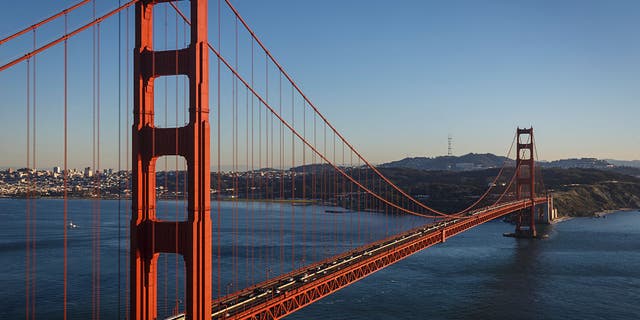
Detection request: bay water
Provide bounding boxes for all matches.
[1,198,638,319]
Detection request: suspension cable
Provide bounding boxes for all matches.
[0,0,90,45]
[0,0,139,72]
[174,3,518,219]
[169,4,441,219]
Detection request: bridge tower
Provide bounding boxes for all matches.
[515,127,537,238]
[131,0,211,319]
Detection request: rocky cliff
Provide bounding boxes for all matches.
[552,181,640,217]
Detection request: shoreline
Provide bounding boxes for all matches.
[551,216,574,224]
[593,207,636,218]
[552,207,638,224]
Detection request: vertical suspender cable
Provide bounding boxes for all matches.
[216,0,222,300]
[278,66,284,276]
[245,84,250,288]
[25,56,31,320]
[312,113,316,262]
[31,28,38,319]
[91,2,97,317]
[358,154,363,236]
[301,94,306,265]
[331,132,342,246]
[321,122,326,255]
[96,17,102,320]
[290,73,295,271]
[234,12,239,292]
[64,12,69,320]
[124,5,130,319]
[338,141,344,243]
[342,141,346,246]
[350,149,356,246]
[265,52,271,278]
[257,51,263,280]
[250,38,255,286]
[116,3,122,318]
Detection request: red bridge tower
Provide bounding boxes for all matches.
[514,127,537,238]
[131,0,211,319]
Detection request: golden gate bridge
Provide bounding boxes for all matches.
[0,1,552,319]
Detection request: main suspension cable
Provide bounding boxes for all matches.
[0,0,139,72]
[0,0,91,45]
[177,2,520,219]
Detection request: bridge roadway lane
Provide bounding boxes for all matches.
[167,197,547,320]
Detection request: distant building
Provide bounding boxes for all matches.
[543,158,611,169]
[53,166,62,174]
[455,163,475,171]
[84,167,93,178]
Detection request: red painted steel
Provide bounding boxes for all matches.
[515,127,537,237]
[131,0,211,319]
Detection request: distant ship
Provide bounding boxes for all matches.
[68,221,78,228]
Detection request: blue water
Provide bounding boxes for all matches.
[1,198,639,319]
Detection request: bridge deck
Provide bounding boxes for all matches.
[169,198,546,320]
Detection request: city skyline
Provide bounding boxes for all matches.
[0,0,638,170]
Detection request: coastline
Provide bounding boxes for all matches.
[552,207,638,224]
[593,207,636,217]
[551,216,574,224]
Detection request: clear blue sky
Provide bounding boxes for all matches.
[1,0,638,169]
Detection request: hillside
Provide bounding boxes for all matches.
[375,167,640,217]
[380,153,511,171]
[605,159,640,168]
[552,182,640,217]
[541,168,640,216]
